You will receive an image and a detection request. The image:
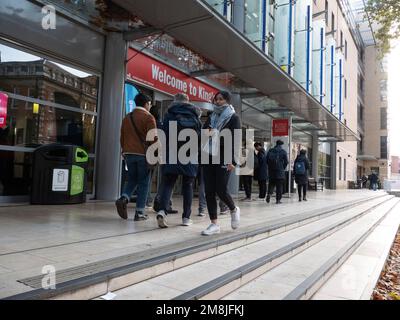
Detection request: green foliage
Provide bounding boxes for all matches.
[366,0,400,55]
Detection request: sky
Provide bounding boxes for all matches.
[388,40,400,157]
[0,44,91,78]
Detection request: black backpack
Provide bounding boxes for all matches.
[268,148,283,171]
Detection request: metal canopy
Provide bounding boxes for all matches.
[113,0,359,142]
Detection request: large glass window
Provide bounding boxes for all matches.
[244,0,263,48]
[0,42,99,197]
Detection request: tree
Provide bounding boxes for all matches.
[366,0,400,54]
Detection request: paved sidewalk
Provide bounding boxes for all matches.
[0,190,385,298]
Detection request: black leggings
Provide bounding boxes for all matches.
[203,164,236,220]
[297,184,307,199]
[258,180,267,198]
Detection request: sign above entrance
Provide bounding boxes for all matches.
[126,48,219,103]
[0,92,8,129]
[272,119,290,137]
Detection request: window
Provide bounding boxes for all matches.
[380,136,388,159]
[339,157,342,180]
[344,159,347,181]
[6,66,14,73]
[21,66,28,73]
[345,40,348,59]
[0,42,99,196]
[381,108,387,130]
[331,13,335,32]
[340,31,343,48]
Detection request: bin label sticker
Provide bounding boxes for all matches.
[52,169,69,191]
[70,165,84,196]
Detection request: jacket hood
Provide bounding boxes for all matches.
[168,102,201,118]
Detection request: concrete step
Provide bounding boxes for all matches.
[3,193,388,300]
[222,197,400,300]
[311,199,400,300]
[100,196,395,300]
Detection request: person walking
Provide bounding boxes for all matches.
[155,93,202,228]
[254,142,268,200]
[369,172,379,191]
[115,93,157,221]
[266,140,288,204]
[201,91,241,236]
[240,140,256,202]
[293,149,310,202]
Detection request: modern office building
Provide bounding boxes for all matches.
[357,47,390,181]
[0,0,383,203]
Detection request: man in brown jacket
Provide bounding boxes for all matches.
[116,93,157,221]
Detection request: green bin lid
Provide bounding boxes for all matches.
[75,147,88,163]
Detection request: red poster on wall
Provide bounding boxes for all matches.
[272,119,289,137]
[0,92,8,129]
[126,48,219,102]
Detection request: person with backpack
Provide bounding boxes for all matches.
[155,93,202,228]
[115,93,157,221]
[254,142,268,200]
[201,91,241,236]
[266,140,288,204]
[293,149,310,202]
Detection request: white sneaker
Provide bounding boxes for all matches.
[182,218,193,226]
[156,210,168,228]
[230,207,240,230]
[201,223,221,236]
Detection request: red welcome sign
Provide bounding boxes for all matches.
[0,92,8,129]
[126,48,219,102]
[272,119,289,137]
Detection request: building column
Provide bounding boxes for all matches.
[331,142,337,190]
[96,33,127,200]
[312,132,319,179]
[232,0,245,33]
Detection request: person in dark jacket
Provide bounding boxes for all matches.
[266,140,288,204]
[201,91,241,236]
[293,149,310,202]
[254,142,268,200]
[369,172,379,191]
[156,93,202,228]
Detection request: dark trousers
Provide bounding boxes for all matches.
[159,174,194,219]
[297,183,307,199]
[243,175,253,198]
[203,164,236,220]
[268,179,284,202]
[258,180,267,198]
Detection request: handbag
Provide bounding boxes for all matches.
[128,112,157,170]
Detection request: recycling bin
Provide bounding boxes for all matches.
[30,144,89,204]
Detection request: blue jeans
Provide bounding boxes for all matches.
[121,154,150,212]
[373,183,378,191]
[159,174,194,219]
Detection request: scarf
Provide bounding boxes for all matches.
[203,104,235,156]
